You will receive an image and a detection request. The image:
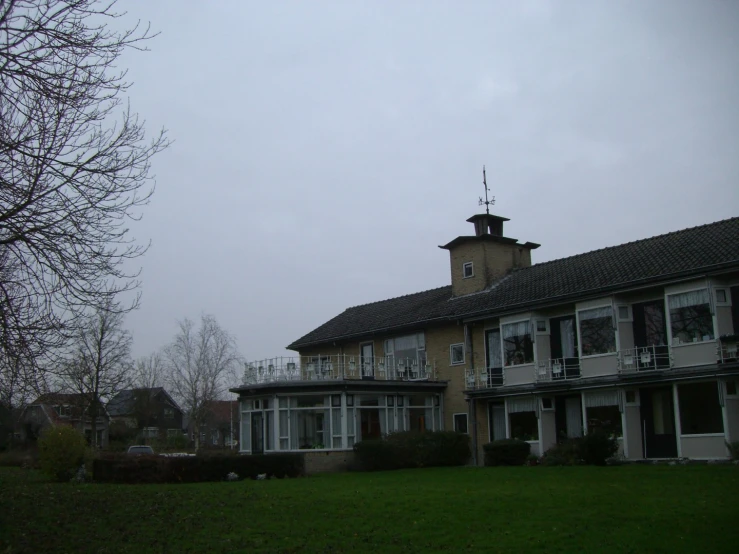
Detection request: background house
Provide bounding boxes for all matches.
[18,393,109,447]
[107,388,184,445]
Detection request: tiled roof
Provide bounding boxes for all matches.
[288,217,739,349]
[107,388,180,417]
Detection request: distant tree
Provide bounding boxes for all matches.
[62,299,133,447]
[164,316,240,449]
[133,353,165,389]
[0,0,169,400]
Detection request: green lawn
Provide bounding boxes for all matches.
[1,465,738,553]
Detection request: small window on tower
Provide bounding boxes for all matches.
[463,262,474,278]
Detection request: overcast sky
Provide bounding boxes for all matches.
[117,0,739,362]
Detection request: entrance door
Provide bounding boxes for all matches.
[640,387,677,458]
[550,316,580,378]
[632,301,669,370]
[251,412,264,454]
[361,343,374,379]
[485,329,503,386]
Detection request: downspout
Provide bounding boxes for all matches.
[465,322,478,466]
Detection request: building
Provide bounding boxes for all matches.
[106,388,184,443]
[230,211,739,465]
[194,400,239,449]
[18,393,110,447]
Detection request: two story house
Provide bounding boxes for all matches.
[230,212,739,465]
[107,387,184,443]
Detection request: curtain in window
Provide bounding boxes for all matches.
[507,397,537,413]
[668,289,709,309]
[503,321,530,339]
[566,397,583,438]
[560,319,576,358]
[241,413,251,452]
[491,404,506,440]
[486,330,502,368]
[584,391,619,408]
[580,306,613,321]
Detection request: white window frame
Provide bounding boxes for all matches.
[535,319,549,334]
[616,305,632,322]
[714,287,730,306]
[463,262,474,278]
[501,318,535,367]
[665,287,716,347]
[453,412,468,434]
[576,304,617,358]
[449,343,465,365]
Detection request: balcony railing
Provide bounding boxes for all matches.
[617,345,672,373]
[535,357,581,382]
[465,368,504,390]
[718,336,739,364]
[242,355,437,385]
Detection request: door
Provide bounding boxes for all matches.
[251,412,264,454]
[360,343,374,379]
[555,395,583,441]
[632,301,669,370]
[640,387,677,458]
[550,316,580,378]
[485,329,503,386]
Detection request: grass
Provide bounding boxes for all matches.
[1,465,738,553]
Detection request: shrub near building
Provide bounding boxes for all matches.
[353,431,471,471]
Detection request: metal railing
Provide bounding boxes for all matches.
[718,337,739,364]
[535,357,581,382]
[242,355,437,385]
[617,345,672,373]
[464,368,504,390]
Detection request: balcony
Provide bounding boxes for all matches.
[242,355,437,385]
[718,335,739,364]
[535,358,581,382]
[465,368,504,390]
[617,345,672,373]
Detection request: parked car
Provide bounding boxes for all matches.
[127,445,155,456]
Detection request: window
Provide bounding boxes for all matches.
[509,412,538,441]
[450,343,464,365]
[668,290,714,344]
[625,390,638,404]
[385,333,426,370]
[617,305,631,321]
[579,306,616,356]
[453,413,468,434]
[502,321,533,366]
[535,320,548,333]
[463,262,474,278]
[715,289,728,304]
[727,381,737,396]
[541,397,553,410]
[586,406,623,437]
[164,408,174,419]
[678,382,724,434]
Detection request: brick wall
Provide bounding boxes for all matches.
[448,240,532,297]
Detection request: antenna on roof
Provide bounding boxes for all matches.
[478,165,494,215]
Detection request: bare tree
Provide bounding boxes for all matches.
[62,298,133,447]
[0,0,169,399]
[164,315,241,449]
[133,352,164,389]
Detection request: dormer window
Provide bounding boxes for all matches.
[462,262,474,279]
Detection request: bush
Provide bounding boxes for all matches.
[579,431,618,466]
[541,431,619,466]
[38,425,87,481]
[483,439,531,466]
[541,439,582,466]
[726,441,739,461]
[92,452,304,484]
[0,448,39,468]
[353,431,471,471]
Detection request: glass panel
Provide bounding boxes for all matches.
[296,395,326,408]
[560,319,576,358]
[241,413,251,452]
[295,409,327,449]
[579,307,616,355]
[669,292,714,344]
[509,412,538,440]
[586,406,622,437]
[502,322,534,365]
[490,403,506,441]
[678,382,723,434]
[332,408,342,439]
[279,410,288,439]
[265,411,274,450]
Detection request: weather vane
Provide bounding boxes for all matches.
[478,165,494,214]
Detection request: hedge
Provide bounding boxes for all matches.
[92,452,304,483]
[483,439,531,466]
[541,431,618,466]
[353,431,470,471]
